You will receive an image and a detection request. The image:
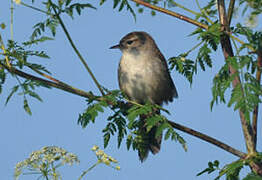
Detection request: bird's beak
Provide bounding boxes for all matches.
[109,44,120,49]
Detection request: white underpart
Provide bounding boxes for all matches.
[119,51,162,103]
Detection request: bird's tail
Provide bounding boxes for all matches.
[137,118,162,162]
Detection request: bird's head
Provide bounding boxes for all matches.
[110,31,155,55]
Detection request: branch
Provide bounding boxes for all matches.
[168,120,246,158]
[217,0,255,154]
[130,0,208,29]
[252,51,262,149]
[0,62,97,99]
[0,62,247,159]
[50,2,105,96]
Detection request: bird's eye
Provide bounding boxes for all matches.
[126,40,133,45]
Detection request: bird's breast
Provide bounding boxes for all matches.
[118,53,162,104]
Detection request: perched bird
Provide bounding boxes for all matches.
[110,31,178,162]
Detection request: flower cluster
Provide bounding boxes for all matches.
[14,146,79,180]
[91,145,120,170]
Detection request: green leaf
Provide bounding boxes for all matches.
[66,0,72,6]
[103,133,110,148]
[23,36,54,46]
[23,99,32,115]
[197,160,220,176]
[155,122,169,138]
[196,43,212,71]
[243,173,262,180]
[66,3,96,16]
[164,128,172,140]
[78,101,107,128]
[215,160,244,180]
[146,115,161,132]
[168,55,195,84]
[126,134,133,150]
[113,0,120,9]
[111,0,136,20]
[27,91,43,102]
[0,67,6,85]
[5,85,19,105]
[228,84,242,108]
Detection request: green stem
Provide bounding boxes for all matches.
[229,33,255,51]
[186,41,204,55]
[195,0,213,24]
[10,0,14,40]
[20,2,53,15]
[78,161,101,180]
[170,1,200,16]
[50,2,105,96]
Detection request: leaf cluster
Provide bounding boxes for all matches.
[240,0,262,26]
[211,55,261,121]
[100,0,136,20]
[168,41,214,84]
[195,0,218,22]
[52,0,96,17]
[78,90,186,154]
[211,25,262,120]
[0,40,52,114]
[168,23,220,84]
[232,24,262,52]
[31,0,96,40]
[198,154,262,180]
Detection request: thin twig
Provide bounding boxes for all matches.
[195,0,213,24]
[169,1,200,16]
[50,2,105,96]
[131,0,208,29]
[186,41,204,55]
[229,33,255,52]
[167,120,246,158]
[20,2,53,16]
[227,0,235,26]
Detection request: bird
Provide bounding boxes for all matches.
[110,31,178,162]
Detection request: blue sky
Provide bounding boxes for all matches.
[1,1,261,180]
